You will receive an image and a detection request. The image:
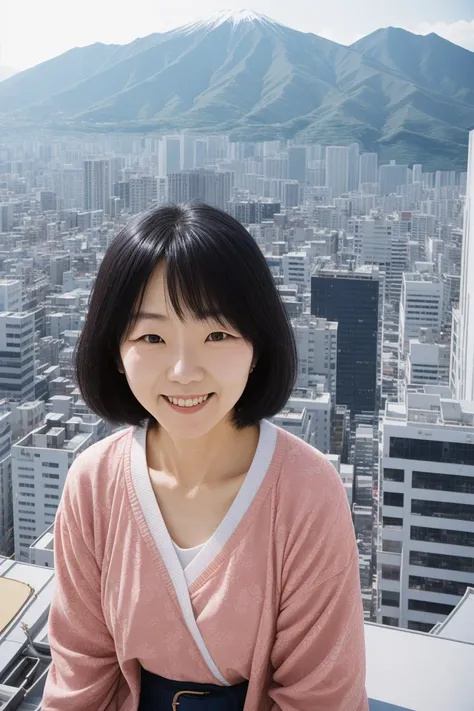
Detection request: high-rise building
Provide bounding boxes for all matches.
[83,159,111,212]
[292,315,337,401]
[452,129,474,403]
[378,388,474,632]
[0,312,36,403]
[287,146,307,184]
[353,218,408,305]
[0,280,22,312]
[379,161,409,196]
[399,272,444,360]
[348,142,360,192]
[159,136,181,177]
[0,407,12,556]
[11,412,104,561]
[129,175,157,214]
[311,266,381,416]
[359,153,378,185]
[325,146,349,199]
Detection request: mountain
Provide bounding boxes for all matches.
[0,66,17,82]
[0,10,473,169]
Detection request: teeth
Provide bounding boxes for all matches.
[166,394,210,408]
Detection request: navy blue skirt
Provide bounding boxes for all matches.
[138,666,249,710]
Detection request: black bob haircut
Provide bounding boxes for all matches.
[75,202,297,429]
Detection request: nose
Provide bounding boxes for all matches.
[167,348,205,385]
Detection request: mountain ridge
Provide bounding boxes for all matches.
[0,11,472,169]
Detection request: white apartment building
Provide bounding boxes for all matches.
[129,175,157,214]
[83,159,112,212]
[273,386,332,452]
[352,217,408,304]
[0,280,22,312]
[325,146,349,199]
[292,315,337,401]
[399,272,444,360]
[378,388,474,632]
[11,410,107,561]
[0,408,12,556]
[406,339,450,389]
[452,129,474,403]
[0,312,36,403]
[282,252,311,290]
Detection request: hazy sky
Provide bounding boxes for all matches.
[1,0,473,71]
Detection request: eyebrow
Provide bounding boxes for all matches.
[134,310,226,323]
[134,311,168,321]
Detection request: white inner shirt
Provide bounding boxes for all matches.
[172,539,206,568]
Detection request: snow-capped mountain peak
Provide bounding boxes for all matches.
[178,8,282,35]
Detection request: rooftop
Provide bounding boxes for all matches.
[0,560,473,710]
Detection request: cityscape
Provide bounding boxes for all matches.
[0,5,474,710]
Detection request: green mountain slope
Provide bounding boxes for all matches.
[0,12,472,169]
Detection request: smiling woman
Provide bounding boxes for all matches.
[43,202,368,711]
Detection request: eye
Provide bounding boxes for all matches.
[206,332,230,342]
[142,334,164,344]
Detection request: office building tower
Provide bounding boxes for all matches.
[282,253,311,290]
[311,266,380,416]
[0,280,22,312]
[287,146,307,183]
[0,312,35,403]
[129,175,157,214]
[0,204,14,232]
[353,218,408,305]
[0,408,12,556]
[11,408,105,561]
[399,272,444,359]
[325,146,349,198]
[159,136,181,176]
[378,388,474,632]
[452,129,474,402]
[359,153,378,185]
[283,181,299,207]
[412,165,423,183]
[292,315,337,401]
[379,161,409,196]
[406,337,450,389]
[83,159,111,212]
[348,142,360,192]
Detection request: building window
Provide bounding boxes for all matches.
[412,470,474,495]
[381,591,400,607]
[383,516,403,528]
[407,621,433,633]
[389,437,474,466]
[383,491,404,507]
[408,599,455,616]
[410,550,474,574]
[384,468,405,482]
[411,525,474,548]
[409,576,471,597]
[411,499,474,522]
[382,539,402,554]
[382,617,399,627]
[382,564,400,581]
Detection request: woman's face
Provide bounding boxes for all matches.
[119,264,254,439]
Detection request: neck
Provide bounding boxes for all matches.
[147,417,260,489]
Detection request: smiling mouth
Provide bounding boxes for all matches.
[163,393,213,408]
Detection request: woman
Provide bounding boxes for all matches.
[42,203,368,711]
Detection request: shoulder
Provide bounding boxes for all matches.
[275,425,345,512]
[60,426,134,521]
[272,426,355,585]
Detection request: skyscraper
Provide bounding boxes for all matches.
[287,146,307,184]
[311,266,380,416]
[83,159,111,212]
[453,129,474,403]
[325,146,349,199]
[359,153,378,185]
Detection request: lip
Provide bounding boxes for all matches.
[161,393,214,414]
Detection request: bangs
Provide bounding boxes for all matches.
[132,219,261,341]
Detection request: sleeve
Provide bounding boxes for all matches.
[268,468,369,711]
[41,483,123,711]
